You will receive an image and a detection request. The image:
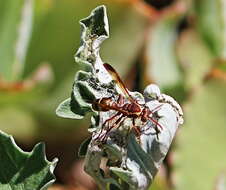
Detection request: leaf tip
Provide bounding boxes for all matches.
[79,5,109,38]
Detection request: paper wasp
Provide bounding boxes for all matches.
[92,63,163,142]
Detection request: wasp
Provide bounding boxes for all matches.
[92,63,163,142]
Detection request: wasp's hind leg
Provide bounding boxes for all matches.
[94,112,121,142]
[100,114,125,142]
[131,118,142,143]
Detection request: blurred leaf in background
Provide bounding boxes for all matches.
[0,0,33,81]
[145,4,184,90]
[193,0,226,59]
[175,79,226,190]
[144,9,187,105]
[177,29,213,90]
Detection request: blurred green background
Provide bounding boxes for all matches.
[1,0,226,189]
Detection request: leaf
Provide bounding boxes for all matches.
[174,80,226,190]
[78,137,91,157]
[0,130,58,190]
[110,167,133,187]
[75,5,109,65]
[177,29,213,89]
[145,12,183,89]
[0,0,33,81]
[56,98,84,119]
[57,5,113,120]
[194,0,226,58]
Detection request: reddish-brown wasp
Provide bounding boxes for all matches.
[92,63,163,141]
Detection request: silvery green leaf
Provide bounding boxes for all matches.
[56,5,114,120]
[85,84,183,190]
[0,131,57,190]
[56,98,84,119]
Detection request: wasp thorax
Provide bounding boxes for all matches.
[129,103,141,113]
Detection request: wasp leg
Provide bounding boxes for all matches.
[100,95,125,142]
[140,115,162,139]
[140,123,161,140]
[147,115,163,130]
[131,118,142,143]
[94,112,121,142]
[101,114,126,142]
[149,104,163,114]
[103,112,122,126]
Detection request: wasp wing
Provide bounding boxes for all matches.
[103,63,135,103]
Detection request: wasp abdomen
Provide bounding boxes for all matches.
[92,97,114,111]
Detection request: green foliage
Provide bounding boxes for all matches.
[0,0,150,140]
[56,5,183,190]
[194,0,226,58]
[78,137,91,157]
[177,29,213,89]
[1,0,226,189]
[0,131,57,190]
[56,6,110,120]
[146,12,183,89]
[175,80,226,190]
[0,0,33,81]
[56,97,85,119]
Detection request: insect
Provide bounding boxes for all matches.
[92,63,163,142]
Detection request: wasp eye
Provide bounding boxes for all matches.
[92,101,100,111]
